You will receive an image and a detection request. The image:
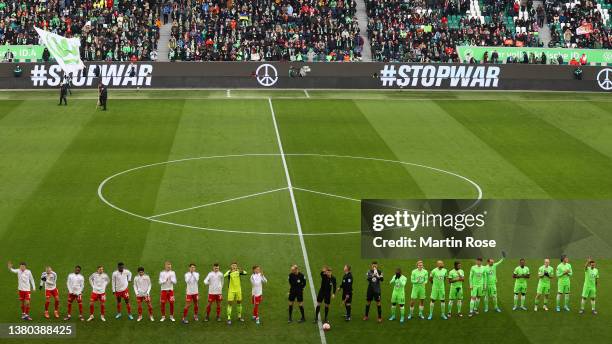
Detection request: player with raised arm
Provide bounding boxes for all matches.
[408,260,428,320]
[315,266,336,324]
[65,265,85,321]
[182,263,199,324]
[159,261,177,322]
[204,263,224,322]
[112,262,133,320]
[556,254,573,312]
[40,266,60,319]
[133,267,154,321]
[534,258,554,311]
[429,260,448,320]
[388,267,407,323]
[288,264,307,323]
[512,258,530,311]
[225,262,247,325]
[580,257,599,315]
[337,264,353,321]
[447,261,464,318]
[469,257,486,317]
[88,265,110,322]
[364,261,383,323]
[483,251,505,312]
[8,261,36,320]
[251,265,267,325]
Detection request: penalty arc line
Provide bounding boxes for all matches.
[268,98,327,344]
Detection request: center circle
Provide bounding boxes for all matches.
[97,153,483,236]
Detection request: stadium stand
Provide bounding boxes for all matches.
[166,0,363,61]
[545,0,611,49]
[0,0,161,61]
[366,0,542,62]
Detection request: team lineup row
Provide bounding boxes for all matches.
[6,253,600,327]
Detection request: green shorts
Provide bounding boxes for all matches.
[582,287,596,299]
[391,291,406,305]
[411,286,426,300]
[486,284,497,296]
[537,284,550,295]
[557,283,570,294]
[514,284,527,294]
[449,286,463,300]
[430,288,445,301]
[471,286,484,298]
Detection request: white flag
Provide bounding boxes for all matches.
[35,27,85,75]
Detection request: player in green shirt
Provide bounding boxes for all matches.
[388,268,407,323]
[428,260,448,320]
[556,255,573,312]
[469,257,486,317]
[408,260,428,320]
[534,258,554,311]
[447,261,464,318]
[224,262,247,324]
[512,259,530,311]
[580,258,599,315]
[483,251,505,313]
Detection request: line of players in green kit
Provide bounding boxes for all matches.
[386,252,600,323]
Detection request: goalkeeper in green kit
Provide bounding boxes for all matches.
[534,258,554,311]
[468,257,486,317]
[556,255,572,312]
[483,251,505,313]
[388,268,407,323]
[408,260,428,320]
[428,260,448,320]
[447,261,464,318]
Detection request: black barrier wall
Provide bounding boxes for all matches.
[1,62,611,92]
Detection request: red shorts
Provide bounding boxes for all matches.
[45,288,59,299]
[68,294,82,303]
[186,294,198,302]
[252,295,263,305]
[136,296,151,303]
[160,290,175,303]
[114,289,130,300]
[90,292,106,302]
[208,294,223,303]
[18,290,31,301]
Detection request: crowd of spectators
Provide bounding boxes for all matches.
[545,0,612,49]
[0,0,161,61]
[167,0,362,62]
[366,0,542,62]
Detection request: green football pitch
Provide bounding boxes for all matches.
[0,89,611,344]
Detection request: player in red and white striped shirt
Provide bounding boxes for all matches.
[8,261,36,320]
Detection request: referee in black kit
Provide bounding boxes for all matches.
[338,264,353,321]
[314,266,336,324]
[97,83,107,111]
[288,265,307,323]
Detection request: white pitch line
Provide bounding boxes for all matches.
[268,98,326,344]
[293,186,360,202]
[304,89,310,98]
[147,187,288,219]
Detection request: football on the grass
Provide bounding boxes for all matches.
[323,323,331,331]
